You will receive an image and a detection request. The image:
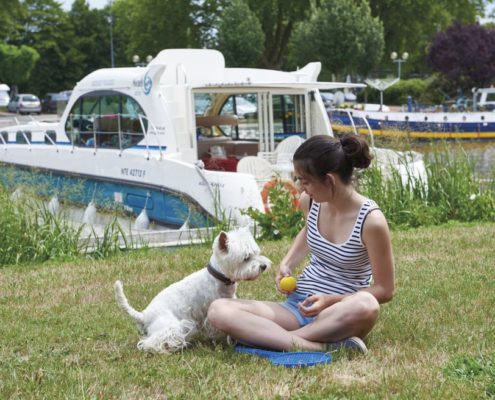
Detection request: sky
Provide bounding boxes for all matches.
[60,0,108,10]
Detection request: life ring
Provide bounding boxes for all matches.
[261,179,300,213]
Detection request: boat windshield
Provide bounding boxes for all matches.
[65,90,147,149]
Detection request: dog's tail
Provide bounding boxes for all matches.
[114,280,144,325]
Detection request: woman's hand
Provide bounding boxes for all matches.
[298,294,339,317]
[276,265,293,294]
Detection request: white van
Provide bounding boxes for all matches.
[0,84,10,107]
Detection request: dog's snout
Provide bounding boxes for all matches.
[260,265,267,272]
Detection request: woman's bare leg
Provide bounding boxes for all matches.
[293,292,380,342]
[208,291,379,351]
[208,298,323,351]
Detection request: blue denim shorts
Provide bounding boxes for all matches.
[279,292,316,327]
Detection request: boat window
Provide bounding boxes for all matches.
[45,130,56,144]
[196,92,307,145]
[16,130,31,144]
[272,94,306,143]
[194,93,212,116]
[65,91,147,149]
[219,94,258,139]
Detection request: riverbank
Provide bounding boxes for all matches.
[1,222,494,399]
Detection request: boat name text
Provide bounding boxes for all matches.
[199,181,225,188]
[121,168,146,178]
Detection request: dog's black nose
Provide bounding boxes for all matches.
[260,265,267,272]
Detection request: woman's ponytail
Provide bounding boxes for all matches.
[340,134,372,169]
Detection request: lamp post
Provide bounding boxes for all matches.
[132,55,154,67]
[390,51,409,79]
[108,0,114,68]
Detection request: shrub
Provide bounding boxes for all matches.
[244,179,304,240]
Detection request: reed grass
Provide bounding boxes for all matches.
[0,223,493,399]
[0,186,130,266]
[359,141,495,229]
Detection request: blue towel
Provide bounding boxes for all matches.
[235,345,332,368]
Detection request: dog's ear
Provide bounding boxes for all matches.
[218,231,228,252]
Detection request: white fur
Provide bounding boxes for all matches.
[114,227,271,353]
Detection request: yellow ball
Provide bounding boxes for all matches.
[280,276,297,292]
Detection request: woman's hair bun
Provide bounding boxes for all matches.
[340,134,372,169]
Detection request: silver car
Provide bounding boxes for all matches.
[7,93,42,114]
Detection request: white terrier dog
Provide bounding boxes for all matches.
[114,227,271,353]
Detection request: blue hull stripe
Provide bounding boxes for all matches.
[0,163,210,228]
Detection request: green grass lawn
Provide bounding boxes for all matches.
[1,223,494,399]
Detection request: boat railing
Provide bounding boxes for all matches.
[21,131,32,151]
[333,108,375,149]
[67,113,163,158]
[43,131,58,151]
[138,113,163,160]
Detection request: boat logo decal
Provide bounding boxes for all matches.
[143,72,152,95]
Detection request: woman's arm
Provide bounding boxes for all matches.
[361,209,395,303]
[276,192,311,291]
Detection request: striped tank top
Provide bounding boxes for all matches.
[296,199,379,296]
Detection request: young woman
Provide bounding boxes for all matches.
[208,134,395,353]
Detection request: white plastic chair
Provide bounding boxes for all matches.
[272,136,304,180]
[275,135,304,155]
[236,156,275,189]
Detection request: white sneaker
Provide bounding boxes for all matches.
[325,336,368,354]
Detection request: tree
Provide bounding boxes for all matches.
[0,44,39,93]
[368,0,486,73]
[11,0,79,96]
[427,22,495,90]
[113,0,203,63]
[216,0,264,67]
[289,0,384,80]
[67,0,112,78]
[246,0,313,69]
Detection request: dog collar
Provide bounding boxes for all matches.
[207,263,235,285]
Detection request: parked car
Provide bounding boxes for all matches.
[42,90,72,113]
[7,94,41,114]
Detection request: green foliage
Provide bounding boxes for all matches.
[289,0,384,79]
[0,0,21,41]
[358,142,495,229]
[247,0,313,69]
[216,0,264,67]
[66,0,113,76]
[0,44,39,86]
[11,0,79,96]
[444,354,495,397]
[368,0,484,74]
[113,0,202,62]
[245,179,304,240]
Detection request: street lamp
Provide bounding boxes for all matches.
[132,54,154,67]
[390,51,409,79]
[108,0,115,68]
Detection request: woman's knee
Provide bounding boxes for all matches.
[353,292,380,322]
[207,298,236,329]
